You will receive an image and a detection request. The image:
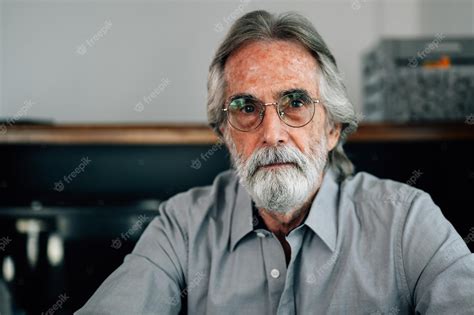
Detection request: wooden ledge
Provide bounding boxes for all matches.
[0,122,472,145]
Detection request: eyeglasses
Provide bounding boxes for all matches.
[222,91,320,132]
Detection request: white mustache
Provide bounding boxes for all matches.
[246,146,306,177]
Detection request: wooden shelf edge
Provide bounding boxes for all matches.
[0,123,472,145]
[0,124,219,145]
[348,123,474,142]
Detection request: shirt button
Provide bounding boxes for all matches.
[270,268,280,279]
[256,232,266,238]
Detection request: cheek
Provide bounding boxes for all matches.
[292,111,327,152]
[241,139,261,160]
[227,128,258,159]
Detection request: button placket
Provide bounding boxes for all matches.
[276,227,306,315]
[260,232,288,314]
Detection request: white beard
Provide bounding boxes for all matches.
[226,134,329,214]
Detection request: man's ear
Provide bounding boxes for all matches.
[327,122,342,151]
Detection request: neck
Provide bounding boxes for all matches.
[258,188,317,238]
[259,171,325,237]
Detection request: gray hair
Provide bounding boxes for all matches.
[207,10,358,181]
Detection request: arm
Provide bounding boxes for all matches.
[76,201,188,314]
[401,191,474,314]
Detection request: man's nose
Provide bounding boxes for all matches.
[260,105,289,146]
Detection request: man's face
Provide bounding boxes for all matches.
[222,40,340,213]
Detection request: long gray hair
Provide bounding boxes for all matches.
[207,10,358,181]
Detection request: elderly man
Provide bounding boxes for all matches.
[77,10,474,315]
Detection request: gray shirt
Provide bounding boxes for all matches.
[76,168,474,314]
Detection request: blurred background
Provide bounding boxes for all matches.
[0,0,473,314]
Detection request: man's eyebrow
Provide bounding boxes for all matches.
[275,88,311,99]
[227,88,311,102]
[228,93,255,101]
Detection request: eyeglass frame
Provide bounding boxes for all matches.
[221,91,321,132]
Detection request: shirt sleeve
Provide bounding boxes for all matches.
[400,191,474,314]
[75,200,188,315]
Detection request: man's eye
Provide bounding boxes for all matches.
[283,92,310,108]
[289,99,304,108]
[229,99,257,114]
[242,104,256,113]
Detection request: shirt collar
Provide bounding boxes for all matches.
[230,179,254,251]
[230,167,340,252]
[303,167,339,252]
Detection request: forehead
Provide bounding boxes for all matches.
[224,40,320,98]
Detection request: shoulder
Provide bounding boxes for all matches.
[340,170,431,226]
[343,170,426,204]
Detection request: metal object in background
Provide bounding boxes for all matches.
[0,278,13,315]
[0,202,160,314]
[363,37,474,122]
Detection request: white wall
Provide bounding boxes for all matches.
[374,0,421,37]
[0,0,472,123]
[420,0,474,35]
